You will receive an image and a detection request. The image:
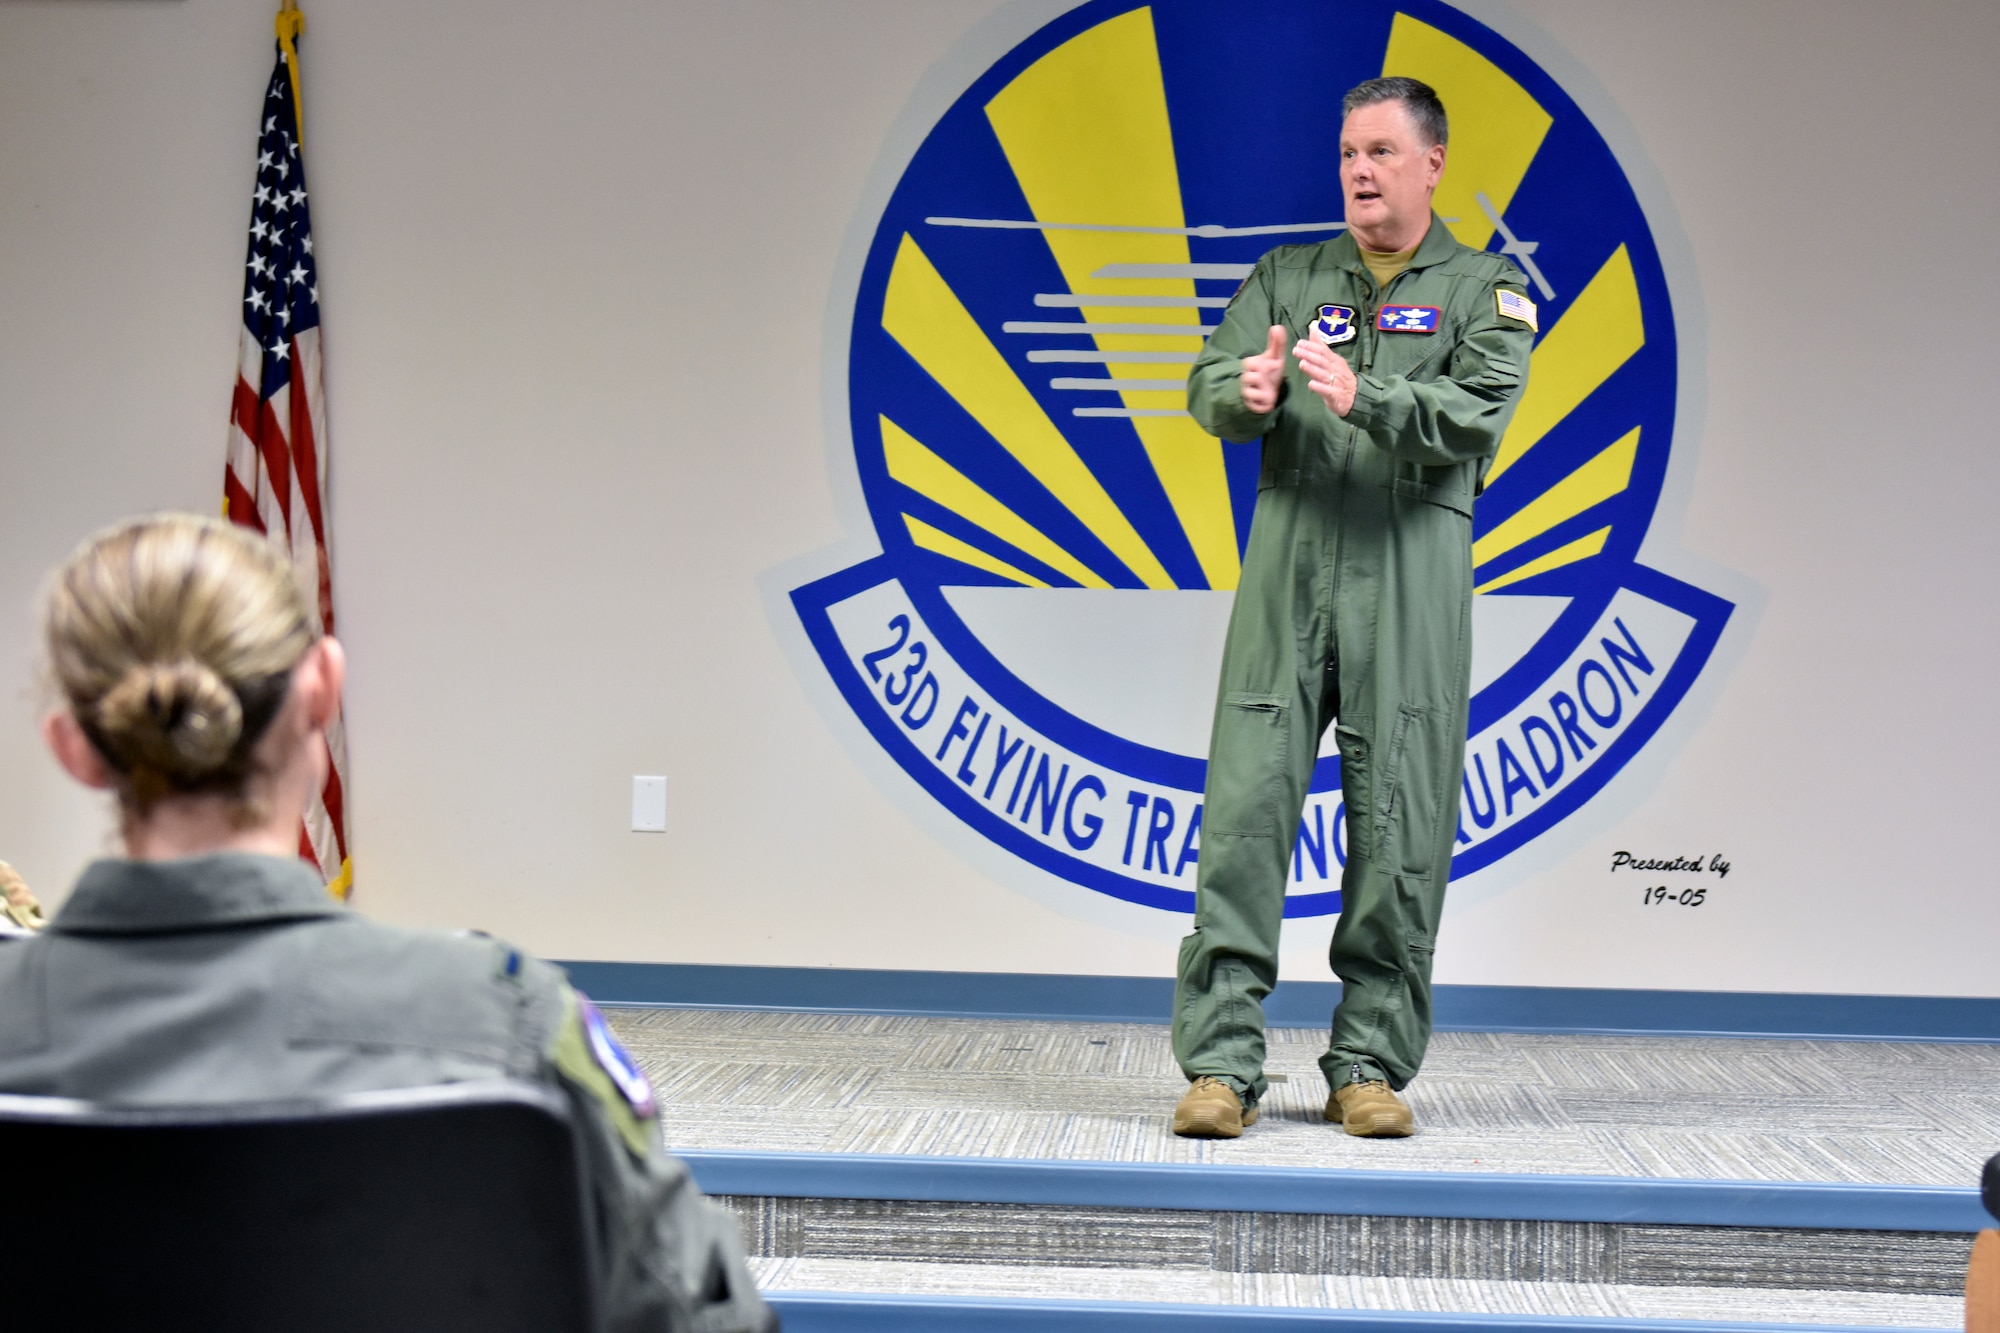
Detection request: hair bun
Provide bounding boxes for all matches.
[94,659,245,781]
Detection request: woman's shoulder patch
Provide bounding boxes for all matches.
[547,988,657,1158]
[579,995,656,1118]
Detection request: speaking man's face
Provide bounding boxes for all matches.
[1339,99,1446,252]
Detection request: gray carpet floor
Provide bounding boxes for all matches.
[605,1007,2000,1187]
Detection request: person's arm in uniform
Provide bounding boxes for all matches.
[0,862,46,933]
[1342,267,1536,467]
[537,978,778,1333]
[1187,254,1285,443]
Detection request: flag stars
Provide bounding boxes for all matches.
[245,64,320,354]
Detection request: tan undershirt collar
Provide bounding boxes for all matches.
[1359,241,1420,300]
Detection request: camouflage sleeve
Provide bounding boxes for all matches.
[540,981,778,1333]
[1343,262,1536,468]
[0,862,46,932]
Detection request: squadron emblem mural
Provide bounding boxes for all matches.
[789,0,1734,915]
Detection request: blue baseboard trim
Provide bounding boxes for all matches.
[766,1292,1924,1333]
[557,961,2000,1042]
[684,1149,1989,1234]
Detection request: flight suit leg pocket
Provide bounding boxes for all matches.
[1333,721,1370,864]
[1379,705,1445,878]
[1405,931,1437,980]
[1207,693,1289,837]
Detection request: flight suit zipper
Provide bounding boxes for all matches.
[1359,273,1380,374]
[1327,270,1371,656]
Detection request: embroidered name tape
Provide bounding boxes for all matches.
[1313,304,1356,345]
[1496,289,1539,331]
[580,995,657,1118]
[1377,305,1441,333]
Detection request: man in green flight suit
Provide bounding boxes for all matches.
[1170,76,1537,1138]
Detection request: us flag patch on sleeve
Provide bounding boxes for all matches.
[1496,289,1539,331]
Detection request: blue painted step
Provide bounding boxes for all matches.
[561,961,2000,1042]
[767,1292,1933,1333]
[684,1149,1989,1234]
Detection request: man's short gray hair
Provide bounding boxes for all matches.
[1342,76,1448,148]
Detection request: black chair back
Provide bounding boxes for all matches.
[0,1080,600,1333]
[1985,1150,2000,1223]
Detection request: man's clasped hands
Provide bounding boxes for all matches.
[1240,324,1357,419]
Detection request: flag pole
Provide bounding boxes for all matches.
[276,2,305,146]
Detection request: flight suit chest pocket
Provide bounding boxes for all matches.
[1206,693,1290,838]
[1373,316,1458,381]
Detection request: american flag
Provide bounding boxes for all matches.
[224,14,353,899]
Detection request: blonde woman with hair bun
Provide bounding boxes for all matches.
[40,513,343,855]
[3,513,774,1333]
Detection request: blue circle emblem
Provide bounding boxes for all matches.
[791,0,1734,916]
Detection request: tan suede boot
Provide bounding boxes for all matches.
[1326,1080,1414,1137]
[1172,1076,1259,1138]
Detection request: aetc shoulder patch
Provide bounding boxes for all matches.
[582,997,656,1117]
[786,0,1736,918]
[549,990,657,1157]
[1314,304,1357,345]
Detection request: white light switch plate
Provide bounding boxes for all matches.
[631,775,667,832]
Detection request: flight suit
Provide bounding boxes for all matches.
[0,853,775,1333]
[1175,217,1533,1105]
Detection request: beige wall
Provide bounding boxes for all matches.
[2,0,1995,994]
